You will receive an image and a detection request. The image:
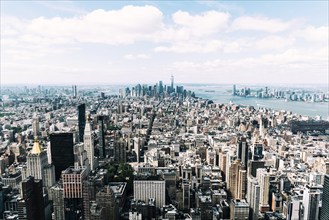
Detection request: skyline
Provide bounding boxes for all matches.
[1,1,328,85]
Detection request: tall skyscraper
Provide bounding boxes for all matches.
[171,75,174,93]
[50,133,74,181]
[182,179,190,211]
[321,174,329,220]
[157,80,164,94]
[98,116,106,159]
[51,185,65,220]
[72,85,77,98]
[114,137,126,163]
[257,168,275,211]
[62,167,87,220]
[84,117,96,170]
[233,84,236,95]
[18,176,45,220]
[96,185,118,220]
[237,138,249,167]
[228,160,246,199]
[27,139,48,185]
[78,103,86,142]
[247,176,260,220]
[32,116,40,138]
[303,184,322,220]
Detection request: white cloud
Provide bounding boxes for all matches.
[255,35,295,50]
[172,10,230,37]
[123,54,150,60]
[25,5,164,45]
[173,47,328,73]
[1,4,327,84]
[232,16,297,33]
[154,40,223,53]
[294,26,329,42]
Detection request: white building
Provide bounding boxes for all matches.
[133,180,165,208]
[84,120,96,170]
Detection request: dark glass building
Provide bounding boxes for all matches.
[321,174,329,220]
[78,103,86,142]
[237,138,249,166]
[50,133,74,181]
[18,176,45,220]
[98,115,106,159]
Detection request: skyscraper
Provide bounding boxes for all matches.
[50,133,75,181]
[171,75,174,93]
[84,117,96,170]
[114,137,126,163]
[72,85,77,98]
[27,139,48,185]
[320,174,329,220]
[237,138,249,167]
[303,184,322,220]
[18,176,45,220]
[62,167,87,220]
[98,116,106,159]
[32,116,40,138]
[233,84,236,95]
[78,103,86,142]
[96,185,118,220]
[228,160,246,199]
[230,199,249,220]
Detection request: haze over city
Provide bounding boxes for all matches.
[1,1,328,85]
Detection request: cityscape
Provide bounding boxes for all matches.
[1,1,328,220]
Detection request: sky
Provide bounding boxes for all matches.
[1,1,328,85]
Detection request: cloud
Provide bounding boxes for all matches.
[294,26,329,42]
[172,47,328,72]
[154,40,223,53]
[255,35,295,50]
[24,5,164,45]
[1,4,327,84]
[123,54,150,60]
[232,16,297,33]
[172,10,230,37]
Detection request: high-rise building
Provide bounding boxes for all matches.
[233,84,236,95]
[199,196,212,220]
[62,167,87,220]
[252,143,263,161]
[237,138,249,167]
[114,138,126,163]
[257,168,275,211]
[170,75,174,93]
[321,174,329,220]
[182,179,190,211]
[96,185,118,220]
[247,176,260,220]
[32,116,40,138]
[78,103,86,142]
[230,199,249,220]
[302,184,322,220]
[285,196,302,220]
[18,176,45,220]
[228,160,246,199]
[134,180,165,208]
[50,133,74,181]
[98,116,106,159]
[26,139,48,186]
[72,85,77,98]
[84,118,96,170]
[51,185,64,220]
